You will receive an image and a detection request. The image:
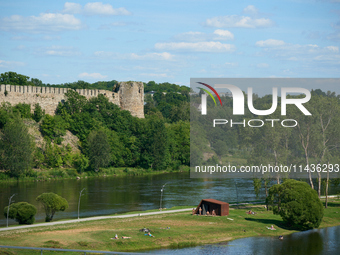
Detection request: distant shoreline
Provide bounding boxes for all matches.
[0,166,190,183]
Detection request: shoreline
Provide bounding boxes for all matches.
[1,197,337,231]
[0,199,339,253]
[0,166,190,183]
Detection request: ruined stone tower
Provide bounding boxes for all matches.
[0,81,144,118]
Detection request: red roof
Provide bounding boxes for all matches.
[201,199,228,205]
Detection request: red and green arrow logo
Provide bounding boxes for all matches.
[197,82,223,106]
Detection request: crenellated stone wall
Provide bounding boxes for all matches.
[0,81,144,118]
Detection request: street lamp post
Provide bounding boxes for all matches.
[7,194,16,227]
[160,183,167,211]
[235,180,239,209]
[78,188,86,220]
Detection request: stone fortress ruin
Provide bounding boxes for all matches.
[0,81,144,118]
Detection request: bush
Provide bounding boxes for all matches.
[266,179,324,230]
[66,168,78,177]
[0,172,10,180]
[4,202,37,224]
[73,153,89,173]
[36,192,68,222]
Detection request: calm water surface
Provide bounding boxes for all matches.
[0,172,339,227]
[0,172,263,225]
[148,225,340,255]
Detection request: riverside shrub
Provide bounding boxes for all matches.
[4,202,37,224]
[36,192,68,222]
[266,179,324,230]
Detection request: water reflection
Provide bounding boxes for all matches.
[0,172,339,227]
[148,226,340,255]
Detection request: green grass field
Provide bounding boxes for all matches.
[0,199,339,254]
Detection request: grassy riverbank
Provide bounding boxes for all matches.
[0,165,190,183]
[0,199,339,254]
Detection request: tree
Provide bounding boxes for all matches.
[266,179,324,230]
[4,202,37,224]
[0,118,34,178]
[33,103,44,122]
[214,140,227,161]
[253,178,262,199]
[36,193,68,222]
[73,153,89,173]
[40,114,67,144]
[58,90,87,115]
[0,72,30,85]
[309,95,340,197]
[140,116,168,170]
[87,129,111,171]
[30,78,43,87]
[0,102,15,129]
[14,103,31,119]
[293,97,318,189]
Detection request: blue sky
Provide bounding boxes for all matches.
[0,0,340,93]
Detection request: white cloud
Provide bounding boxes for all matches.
[99,22,130,29]
[140,73,170,78]
[0,60,25,68]
[174,30,234,42]
[84,2,130,16]
[205,15,274,28]
[0,13,83,33]
[94,51,174,60]
[40,46,81,56]
[155,41,235,52]
[255,39,340,64]
[213,29,234,40]
[130,52,173,60]
[325,46,339,52]
[256,39,285,47]
[243,5,259,15]
[225,62,238,67]
[174,31,206,42]
[79,72,107,79]
[42,35,61,41]
[62,2,82,14]
[63,2,131,16]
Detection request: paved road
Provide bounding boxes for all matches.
[0,208,193,232]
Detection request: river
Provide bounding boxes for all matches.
[0,172,339,227]
[148,225,340,255]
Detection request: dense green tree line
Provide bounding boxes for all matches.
[1,72,189,92]
[144,80,190,93]
[0,88,190,178]
[144,91,190,123]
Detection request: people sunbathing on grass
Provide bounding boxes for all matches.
[111,234,131,239]
[266,225,276,230]
[110,234,119,239]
